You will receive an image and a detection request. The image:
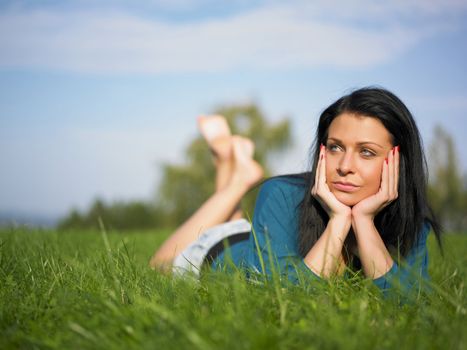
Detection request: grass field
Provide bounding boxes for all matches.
[0,227,466,349]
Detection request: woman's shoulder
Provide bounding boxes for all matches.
[260,173,307,192]
[256,173,308,205]
[253,174,307,236]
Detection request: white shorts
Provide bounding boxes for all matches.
[172,219,251,277]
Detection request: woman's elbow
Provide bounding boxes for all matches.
[149,251,173,272]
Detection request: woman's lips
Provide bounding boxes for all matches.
[332,181,360,192]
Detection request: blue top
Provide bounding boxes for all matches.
[212,177,430,296]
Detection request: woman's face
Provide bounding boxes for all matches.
[325,113,393,206]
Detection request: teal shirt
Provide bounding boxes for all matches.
[212,177,431,295]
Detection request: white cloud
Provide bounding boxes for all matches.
[0,1,465,74]
[291,0,467,21]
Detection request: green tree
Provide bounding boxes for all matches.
[427,125,467,232]
[57,208,85,230]
[57,199,165,231]
[157,103,292,226]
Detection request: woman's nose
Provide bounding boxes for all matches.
[337,152,355,175]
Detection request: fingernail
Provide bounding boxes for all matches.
[392,147,395,155]
[385,157,388,164]
[396,145,400,152]
[320,143,324,150]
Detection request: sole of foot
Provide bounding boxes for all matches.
[198,115,233,161]
[232,135,263,188]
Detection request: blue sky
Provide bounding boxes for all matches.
[1,0,466,219]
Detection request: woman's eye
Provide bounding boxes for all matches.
[327,144,341,152]
[361,149,375,157]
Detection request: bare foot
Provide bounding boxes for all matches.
[197,115,232,161]
[231,135,263,189]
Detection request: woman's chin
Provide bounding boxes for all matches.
[333,191,362,207]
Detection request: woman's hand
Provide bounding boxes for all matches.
[311,144,352,219]
[350,146,399,279]
[305,144,351,277]
[352,146,399,220]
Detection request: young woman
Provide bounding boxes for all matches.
[150,87,442,294]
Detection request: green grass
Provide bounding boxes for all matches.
[0,227,465,349]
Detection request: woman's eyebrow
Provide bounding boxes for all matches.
[327,137,384,149]
[357,141,384,149]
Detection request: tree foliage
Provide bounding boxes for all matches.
[57,199,165,231]
[157,103,292,226]
[58,102,292,230]
[427,125,467,232]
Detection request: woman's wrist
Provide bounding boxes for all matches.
[351,212,375,226]
[329,208,352,221]
[328,214,352,240]
[351,214,375,236]
[350,204,377,221]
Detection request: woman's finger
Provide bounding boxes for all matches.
[313,144,324,195]
[388,147,395,200]
[381,153,389,201]
[319,144,327,188]
[394,145,400,197]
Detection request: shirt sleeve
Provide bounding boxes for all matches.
[245,179,321,284]
[372,223,431,298]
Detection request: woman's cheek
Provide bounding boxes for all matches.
[325,156,337,181]
[366,164,383,193]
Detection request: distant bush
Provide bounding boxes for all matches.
[57,198,169,231]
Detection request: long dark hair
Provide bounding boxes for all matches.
[293,87,442,259]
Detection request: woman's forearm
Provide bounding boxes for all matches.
[352,216,394,279]
[303,214,351,277]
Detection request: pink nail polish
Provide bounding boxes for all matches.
[385,158,388,164]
